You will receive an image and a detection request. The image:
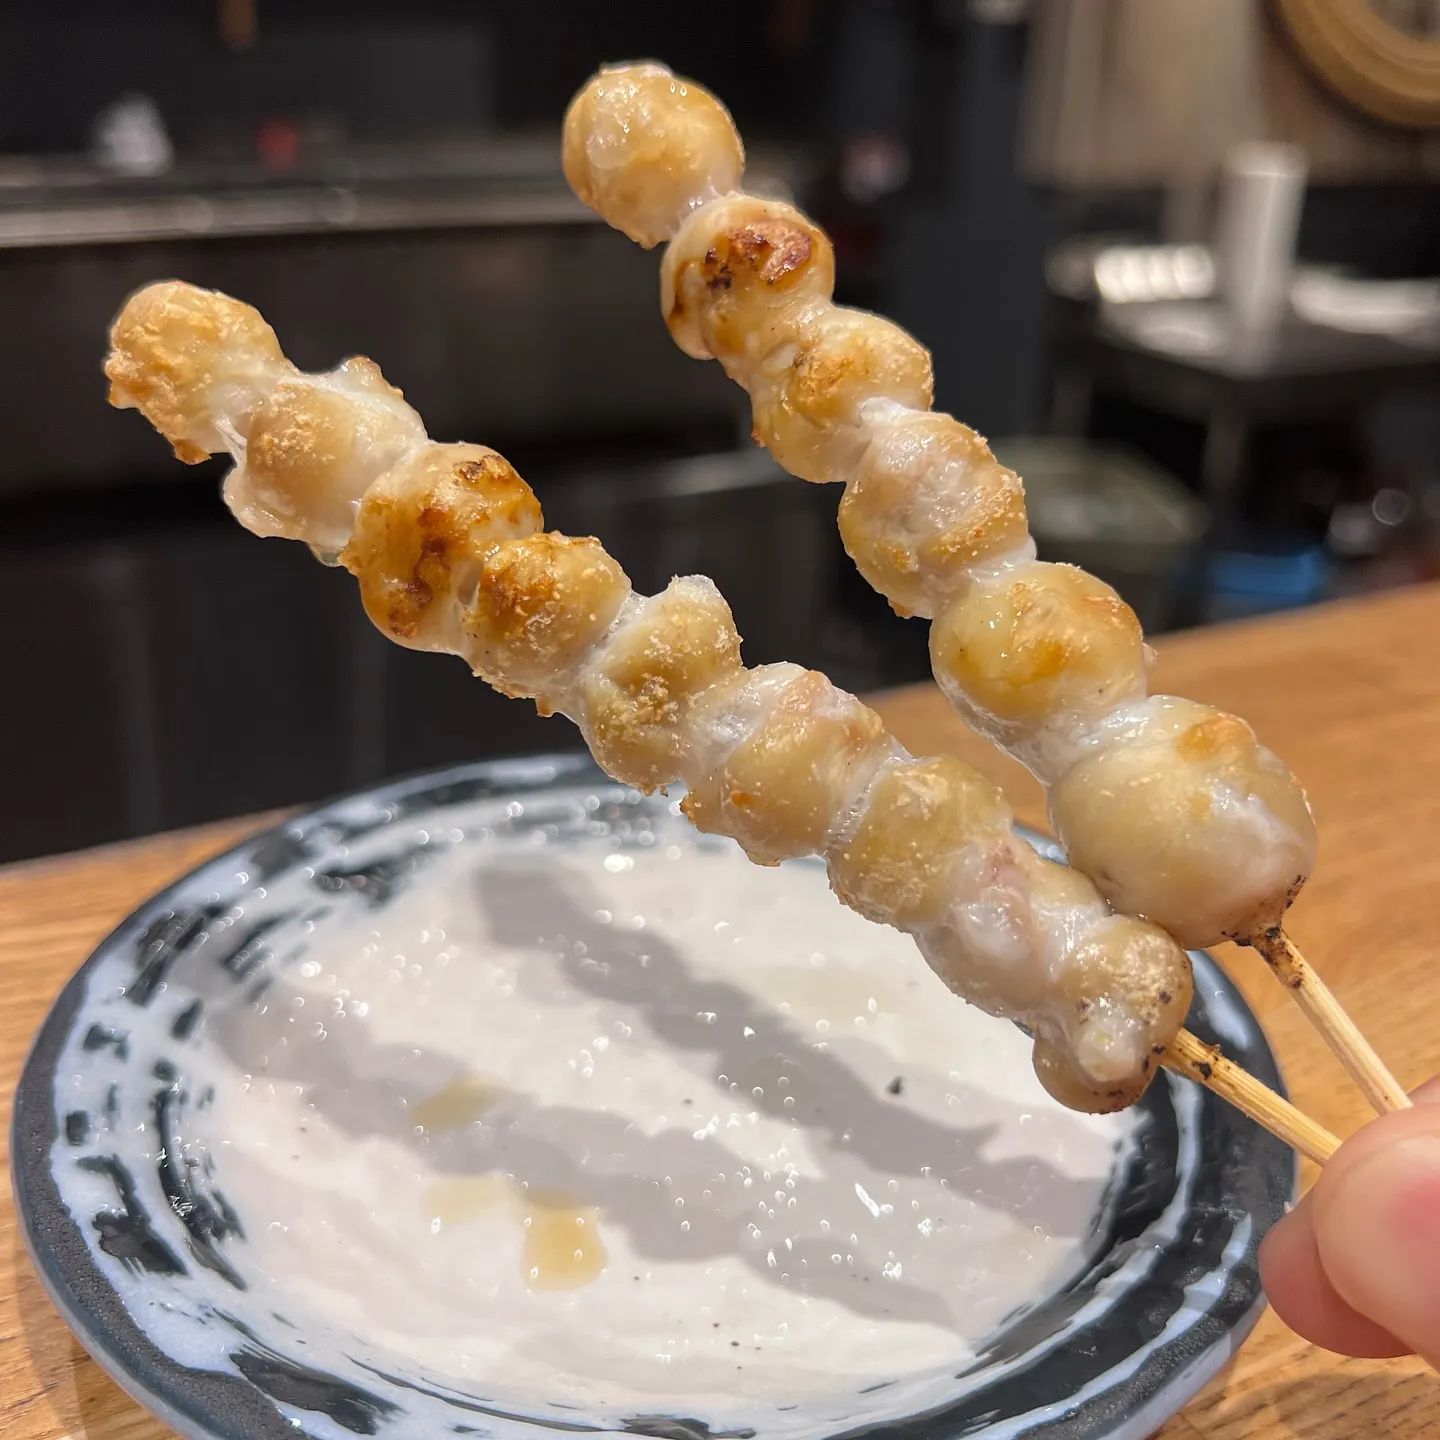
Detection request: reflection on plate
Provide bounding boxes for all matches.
[14,755,1292,1440]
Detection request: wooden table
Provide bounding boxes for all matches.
[4,583,1440,1440]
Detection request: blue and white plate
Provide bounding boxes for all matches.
[13,755,1291,1440]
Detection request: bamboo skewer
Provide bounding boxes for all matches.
[105,248,1354,1173]
[1252,928,1412,1115]
[1163,1028,1341,1166]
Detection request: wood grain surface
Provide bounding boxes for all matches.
[4,585,1440,1439]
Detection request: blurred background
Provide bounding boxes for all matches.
[1,0,1437,863]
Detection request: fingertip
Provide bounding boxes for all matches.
[1260,1204,1411,1359]
[1311,1108,1440,1359]
[1260,1074,1440,1359]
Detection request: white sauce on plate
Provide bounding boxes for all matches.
[188,822,1128,1413]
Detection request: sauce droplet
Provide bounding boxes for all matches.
[410,1073,510,1132]
[523,1191,608,1290]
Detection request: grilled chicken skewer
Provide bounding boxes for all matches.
[564,61,1407,1117]
[103,279,1338,1164]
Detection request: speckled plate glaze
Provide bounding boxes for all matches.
[14,754,1292,1440]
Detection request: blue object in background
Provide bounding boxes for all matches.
[1204,540,1334,622]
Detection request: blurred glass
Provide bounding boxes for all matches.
[1215,142,1307,332]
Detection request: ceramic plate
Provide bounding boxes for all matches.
[13,755,1292,1440]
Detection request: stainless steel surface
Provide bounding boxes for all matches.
[0,186,596,249]
[0,136,593,248]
